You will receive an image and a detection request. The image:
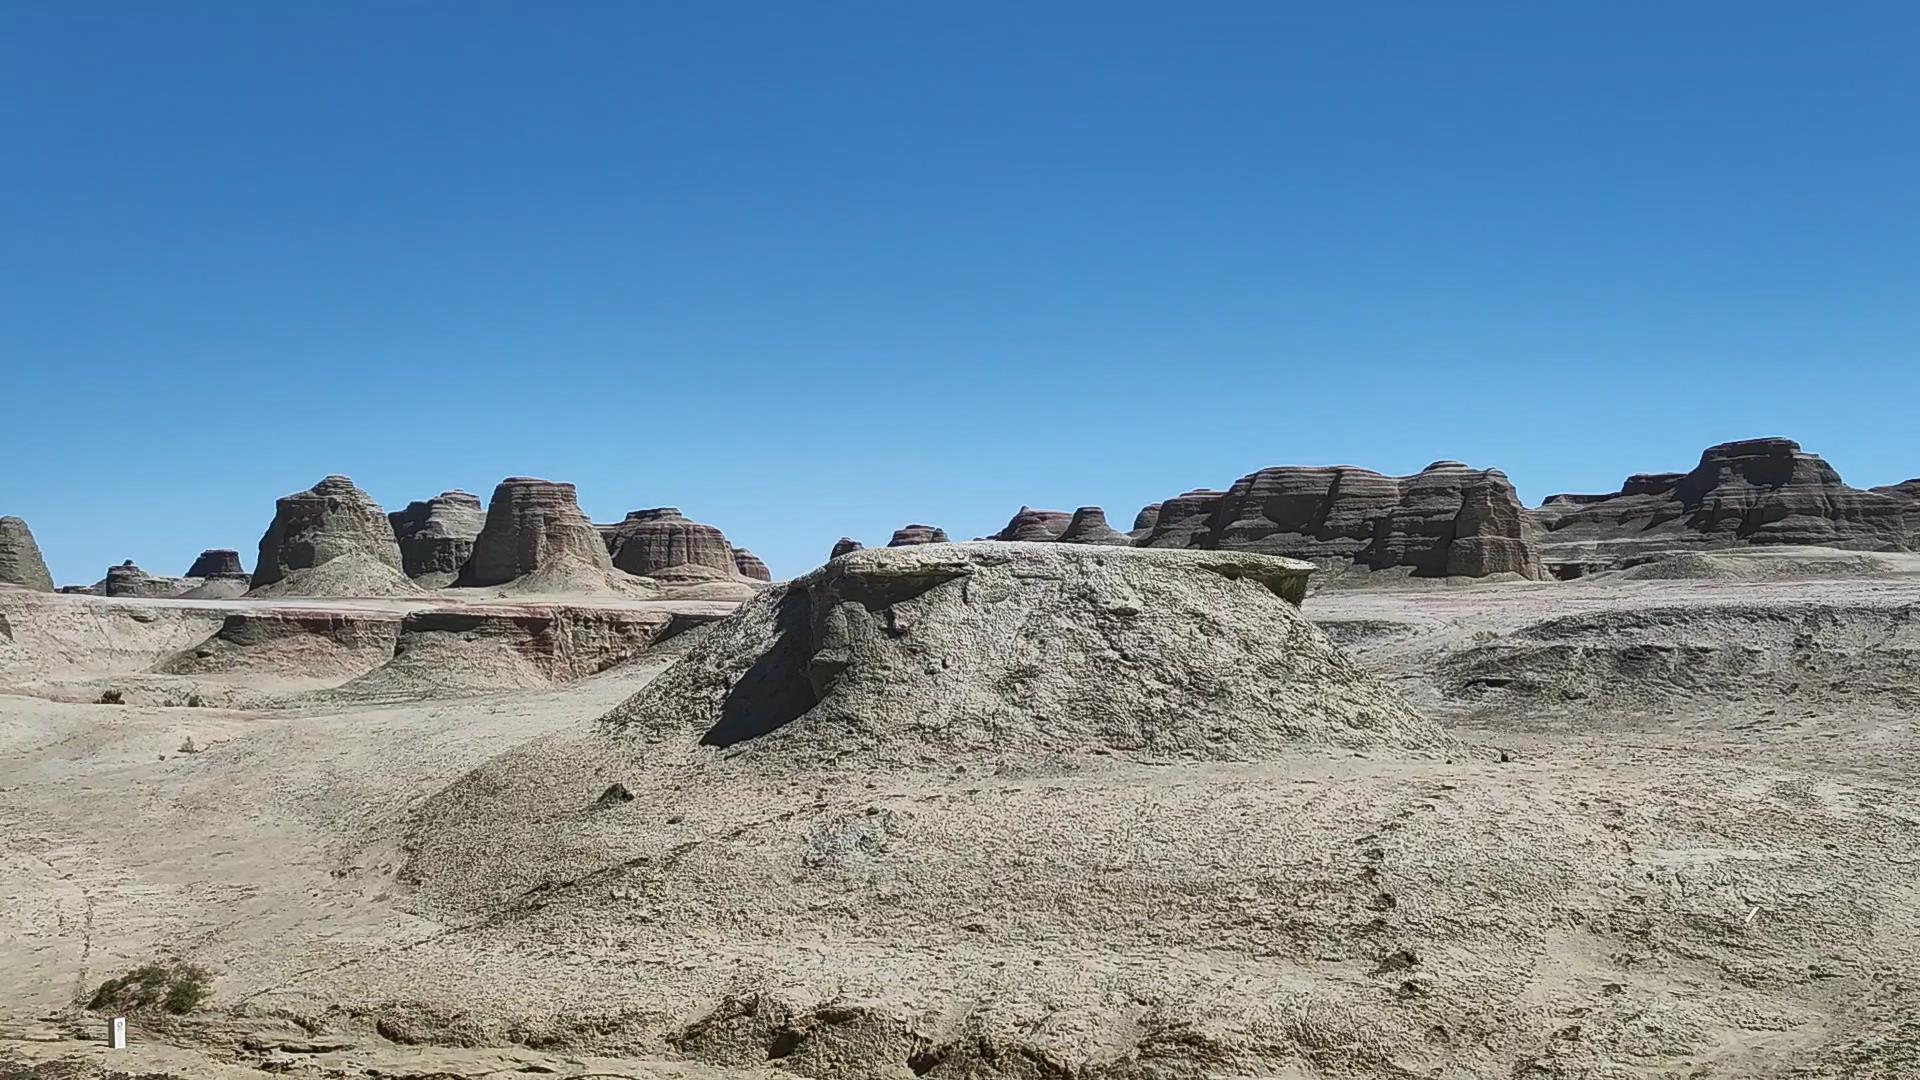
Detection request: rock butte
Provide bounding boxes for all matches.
[389,491,485,582]
[252,475,406,589]
[0,516,55,592]
[829,537,864,560]
[184,549,246,579]
[986,506,1072,542]
[887,524,950,547]
[1054,506,1132,546]
[603,507,737,578]
[460,477,612,587]
[731,547,772,581]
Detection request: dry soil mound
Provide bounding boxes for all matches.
[602,542,1442,764]
[1610,546,1920,581]
[156,611,403,682]
[246,553,424,599]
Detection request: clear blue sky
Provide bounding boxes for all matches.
[4,3,1916,584]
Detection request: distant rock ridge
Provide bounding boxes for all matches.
[987,506,1072,542]
[252,476,405,589]
[103,561,194,598]
[389,491,485,582]
[184,549,246,579]
[603,507,738,578]
[887,524,950,547]
[0,516,54,592]
[1138,462,1541,579]
[460,477,612,587]
[1055,506,1132,546]
[830,537,864,560]
[1532,438,1919,564]
[732,547,772,581]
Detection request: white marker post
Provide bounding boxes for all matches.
[107,1016,127,1049]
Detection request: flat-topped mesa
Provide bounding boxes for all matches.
[389,491,485,581]
[1533,437,1919,560]
[184,549,246,579]
[1055,506,1133,546]
[732,547,772,581]
[830,537,865,560]
[0,516,55,592]
[459,477,612,587]
[603,507,737,578]
[252,475,406,589]
[1141,462,1543,579]
[887,524,950,547]
[987,506,1072,542]
[102,560,194,598]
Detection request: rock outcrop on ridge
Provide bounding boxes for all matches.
[829,537,864,560]
[603,542,1440,765]
[0,517,55,592]
[252,476,406,589]
[603,508,737,578]
[887,524,950,547]
[184,549,246,580]
[1137,462,1542,579]
[731,547,772,581]
[102,561,194,598]
[1129,503,1162,541]
[1533,438,1919,566]
[1054,506,1132,546]
[389,492,485,584]
[460,478,613,587]
[986,506,1072,542]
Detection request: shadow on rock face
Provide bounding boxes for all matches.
[702,588,817,747]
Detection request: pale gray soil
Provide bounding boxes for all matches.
[3,546,1917,1079]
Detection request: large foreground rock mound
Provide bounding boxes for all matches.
[1535,438,1919,568]
[252,476,405,589]
[1140,462,1542,579]
[460,478,613,587]
[389,491,485,584]
[603,542,1442,763]
[0,516,54,592]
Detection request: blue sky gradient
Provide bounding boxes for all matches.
[3,3,1916,583]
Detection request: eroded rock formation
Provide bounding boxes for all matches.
[389,491,485,583]
[460,478,612,587]
[252,476,405,589]
[1139,463,1542,579]
[887,524,950,547]
[1055,506,1132,546]
[603,508,737,578]
[830,538,864,559]
[987,506,1072,542]
[1534,438,1919,565]
[0,516,54,592]
[103,561,193,599]
[732,547,772,581]
[184,549,246,579]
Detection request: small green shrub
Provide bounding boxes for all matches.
[88,962,212,1016]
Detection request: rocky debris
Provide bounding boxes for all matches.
[0,516,54,592]
[886,524,950,547]
[830,538,864,560]
[460,478,613,587]
[1129,503,1162,541]
[184,549,246,579]
[102,561,194,599]
[731,547,772,581]
[986,506,1072,542]
[252,476,406,589]
[603,542,1441,765]
[1055,506,1132,546]
[1533,438,1919,565]
[389,491,485,584]
[1139,463,1542,579]
[603,508,736,578]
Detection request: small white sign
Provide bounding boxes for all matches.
[107,1016,127,1049]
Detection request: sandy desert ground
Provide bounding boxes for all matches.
[4,545,1920,1079]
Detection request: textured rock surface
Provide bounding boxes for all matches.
[731,547,771,581]
[1054,506,1132,546]
[460,478,612,587]
[986,506,1072,542]
[184,549,246,579]
[604,508,736,578]
[158,611,404,679]
[602,542,1435,765]
[102,561,193,599]
[1534,438,1919,565]
[252,476,405,589]
[389,491,485,582]
[0,516,54,592]
[829,537,864,560]
[886,524,950,547]
[1140,464,1541,579]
